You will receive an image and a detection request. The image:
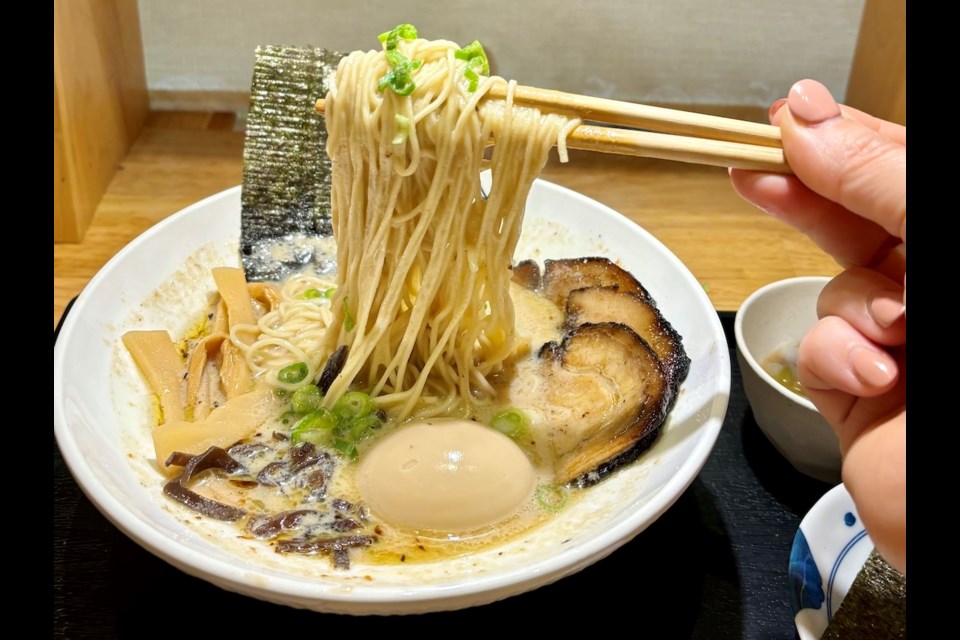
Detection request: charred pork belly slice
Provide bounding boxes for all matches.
[530,322,671,486]
[565,286,690,397]
[540,257,651,308]
[506,256,688,486]
[511,259,542,290]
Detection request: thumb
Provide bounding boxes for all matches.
[780,80,906,244]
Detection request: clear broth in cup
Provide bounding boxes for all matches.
[761,340,806,398]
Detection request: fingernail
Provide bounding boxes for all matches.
[849,346,895,387]
[768,98,788,123]
[868,292,906,328]
[788,79,841,125]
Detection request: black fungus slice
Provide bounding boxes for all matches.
[251,442,334,501]
[289,442,323,473]
[330,517,361,532]
[163,447,248,521]
[317,345,348,394]
[165,451,195,467]
[227,442,274,465]
[288,442,335,501]
[247,510,317,538]
[330,498,352,513]
[275,535,377,569]
[303,468,331,502]
[257,461,287,486]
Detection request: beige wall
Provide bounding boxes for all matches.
[139,0,865,107]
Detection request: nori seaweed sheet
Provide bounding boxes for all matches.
[240,45,346,282]
[822,549,906,639]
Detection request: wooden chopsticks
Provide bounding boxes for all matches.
[487,84,789,173]
[314,83,790,173]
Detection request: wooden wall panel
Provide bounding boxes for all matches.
[845,0,906,125]
[54,0,149,242]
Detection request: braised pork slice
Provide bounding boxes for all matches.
[507,256,688,486]
[524,322,672,486]
[511,259,542,290]
[540,257,651,307]
[565,286,689,396]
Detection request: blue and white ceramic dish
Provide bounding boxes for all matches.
[790,483,874,639]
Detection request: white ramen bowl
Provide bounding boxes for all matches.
[54,183,730,615]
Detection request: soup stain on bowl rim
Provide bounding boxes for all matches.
[54,182,730,614]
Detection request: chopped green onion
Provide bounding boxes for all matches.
[455,40,490,74]
[332,392,382,442]
[491,409,528,438]
[291,387,385,459]
[332,438,359,459]
[293,429,330,447]
[378,50,422,96]
[291,408,339,445]
[329,391,384,456]
[378,23,418,50]
[536,484,568,512]
[346,413,383,441]
[277,362,309,384]
[333,391,376,421]
[343,298,356,331]
[384,49,408,69]
[303,287,336,300]
[455,40,490,92]
[464,66,480,92]
[297,409,340,431]
[392,114,411,145]
[284,384,386,458]
[291,385,323,414]
[279,410,298,425]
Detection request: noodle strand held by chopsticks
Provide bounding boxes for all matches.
[317,34,579,420]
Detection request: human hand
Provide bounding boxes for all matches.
[729,79,906,574]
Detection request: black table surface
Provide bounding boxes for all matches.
[54,309,834,639]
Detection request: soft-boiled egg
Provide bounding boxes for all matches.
[358,418,536,533]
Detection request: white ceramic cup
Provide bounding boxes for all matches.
[735,277,841,484]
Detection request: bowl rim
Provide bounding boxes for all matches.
[54,181,731,613]
[733,276,832,411]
